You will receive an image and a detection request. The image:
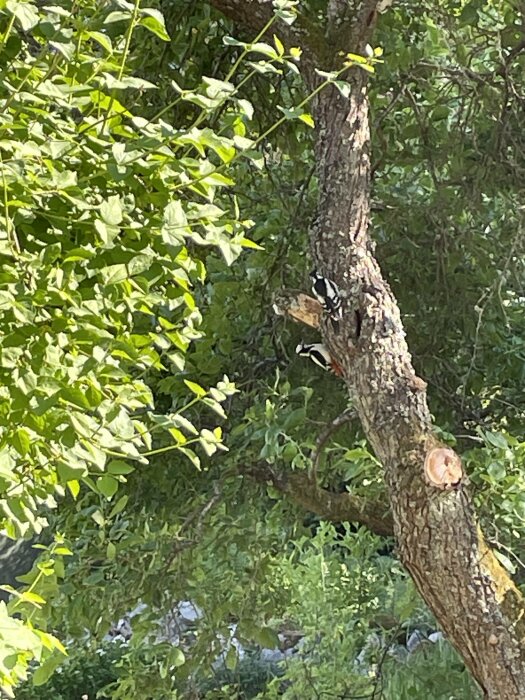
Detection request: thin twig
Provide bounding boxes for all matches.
[461,223,523,408]
[370,620,404,699]
[309,408,356,482]
[163,482,221,571]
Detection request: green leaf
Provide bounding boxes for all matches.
[178,447,201,470]
[225,646,237,671]
[171,414,198,435]
[0,586,44,606]
[67,480,80,498]
[57,460,88,484]
[238,237,263,249]
[11,428,30,457]
[107,460,135,475]
[102,74,157,91]
[299,113,314,128]
[106,541,116,560]
[169,427,187,444]
[199,437,217,457]
[432,105,450,121]
[109,495,129,518]
[284,408,306,430]
[86,30,113,53]
[238,99,254,120]
[333,80,351,98]
[184,380,207,398]
[484,431,508,450]
[494,549,516,574]
[7,0,39,30]
[32,653,64,687]
[252,626,279,649]
[100,264,128,285]
[170,647,185,668]
[97,475,119,499]
[100,195,123,226]
[104,10,131,23]
[202,397,227,419]
[91,510,105,527]
[139,9,170,41]
[487,462,506,481]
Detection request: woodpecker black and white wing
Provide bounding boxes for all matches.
[309,270,342,322]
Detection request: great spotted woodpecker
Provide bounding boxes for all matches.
[296,342,344,377]
[309,271,342,322]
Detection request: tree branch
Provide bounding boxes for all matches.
[273,290,322,328]
[304,20,525,700]
[248,463,394,537]
[206,0,325,64]
[309,407,356,481]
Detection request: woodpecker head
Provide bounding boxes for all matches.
[295,342,311,357]
[295,341,332,371]
[309,270,323,286]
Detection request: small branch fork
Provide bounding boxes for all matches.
[163,483,222,571]
[309,407,356,482]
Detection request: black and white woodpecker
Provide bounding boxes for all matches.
[309,270,342,323]
[296,342,344,377]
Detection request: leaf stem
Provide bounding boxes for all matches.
[0,14,15,48]
[224,15,277,84]
[118,0,141,81]
[102,0,141,132]
[0,151,20,257]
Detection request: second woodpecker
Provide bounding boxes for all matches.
[296,342,344,377]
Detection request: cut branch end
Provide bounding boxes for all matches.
[424,447,463,489]
[273,291,321,329]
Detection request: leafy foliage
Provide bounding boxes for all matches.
[16,642,124,700]
[0,0,286,691]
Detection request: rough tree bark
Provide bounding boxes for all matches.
[206,1,525,697]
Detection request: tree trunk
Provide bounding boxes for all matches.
[206,1,525,696]
[308,67,525,700]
